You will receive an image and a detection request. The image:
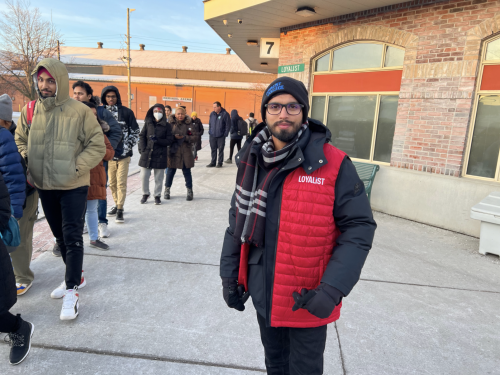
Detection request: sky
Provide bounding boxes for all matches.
[0,0,229,54]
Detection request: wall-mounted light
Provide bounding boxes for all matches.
[247,40,258,46]
[296,6,316,17]
[223,19,228,25]
[228,34,233,38]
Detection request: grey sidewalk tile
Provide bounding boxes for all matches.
[0,347,263,374]
[364,212,500,292]
[336,281,500,375]
[5,253,343,374]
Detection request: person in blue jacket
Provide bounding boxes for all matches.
[0,94,26,220]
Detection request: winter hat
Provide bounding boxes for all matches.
[37,67,54,79]
[191,111,198,117]
[0,94,13,122]
[261,77,309,123]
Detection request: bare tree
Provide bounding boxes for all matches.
[0,0,62,100]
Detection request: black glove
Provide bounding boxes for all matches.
[222,277,245,312]
[149,135,157,142]
[292,283,343,319]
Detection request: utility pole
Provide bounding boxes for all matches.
[57,40,60,60]
[126,8,135,108]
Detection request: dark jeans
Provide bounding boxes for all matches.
[257,312,328,375]
[38,187,88,289]
[229,139,242,160]
[0,312,21,333]
[98,161,108,224]
[165,165,193,189]
[210,136,225,166]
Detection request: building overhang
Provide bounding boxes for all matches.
[204,0,445,73]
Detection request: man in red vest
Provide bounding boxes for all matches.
[220,77,377,374]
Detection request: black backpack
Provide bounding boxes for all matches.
[237,118,248,136]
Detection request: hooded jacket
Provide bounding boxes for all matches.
[208,107,230,138]
[100,86,139,160]
[220,119,376,328]
[138,104,174,170]
[192,117,204,151]
[0,127,25,218]
[15,58,106,190]
[167,114,198,169]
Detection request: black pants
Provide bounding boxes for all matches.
[38,187,88,289]
[229,139,242,160]
[0,312,21,333]
[257,312,328,375]
[165,165,193,189]
[210,136,225,166]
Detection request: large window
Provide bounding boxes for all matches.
[464,37,500,181]
[310,42,403,164]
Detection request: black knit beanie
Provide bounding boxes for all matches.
[261,77,309,123]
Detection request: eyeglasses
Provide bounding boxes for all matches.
[265,102,304,116]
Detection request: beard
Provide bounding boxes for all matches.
[40,90,55,98]
[267,119,302,143]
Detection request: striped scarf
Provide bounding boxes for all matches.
[234,123,308,247]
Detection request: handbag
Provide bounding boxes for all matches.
[0,205,21,248]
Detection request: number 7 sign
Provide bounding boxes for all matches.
[260,38,280,59]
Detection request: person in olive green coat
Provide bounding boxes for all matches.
[15,58,105,321]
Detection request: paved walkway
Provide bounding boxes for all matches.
[1,142,499,374]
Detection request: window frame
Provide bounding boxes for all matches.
[312,41,405,75]
[463,34,500,182]
[309,41,404,166]
[310,92,399,165]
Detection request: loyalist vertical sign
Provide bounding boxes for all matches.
[278,63,305,74]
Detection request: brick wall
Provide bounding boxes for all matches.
[278,0,500,177]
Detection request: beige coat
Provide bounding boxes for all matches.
[15,58,105,190]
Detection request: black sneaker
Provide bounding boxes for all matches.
[224,158,232,164]
[187,189,193,201]
[89,238,109,250]
[216,164,223,168]
[141,195,149,204]
[155,196,161,205]
[5,317,34,365]
[107,206,117,216]
[206,164,216,168]
[52,243,61,257]
[115,209,124,223]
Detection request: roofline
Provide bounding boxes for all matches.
[280,0,448,33]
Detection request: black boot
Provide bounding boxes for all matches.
[164,187,170,200]
[5,316,34,365]
[187,188,193,201]
[140,195,149,204]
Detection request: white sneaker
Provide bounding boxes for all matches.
[99,223,110,238]
[60,287,79,320]
[50,271,86,299]
[83,224,88,234]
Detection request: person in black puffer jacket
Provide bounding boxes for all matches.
[138,104,173,205]
[0,171,35,365]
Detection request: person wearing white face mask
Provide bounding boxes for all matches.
[138,104,174,205]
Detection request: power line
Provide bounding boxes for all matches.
[132,35,227,47]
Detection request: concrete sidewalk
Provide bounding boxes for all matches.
[1,143,499,374]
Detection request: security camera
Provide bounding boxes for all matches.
[237,19,242,24]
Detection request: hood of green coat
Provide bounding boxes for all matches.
[32,58,70,107]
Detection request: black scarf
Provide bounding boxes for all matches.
[233,123,308,247]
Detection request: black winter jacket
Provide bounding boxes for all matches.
[220,119,377,324]
[101,86,140,160]
[138,104,174,169]
[192,117,204,151]
[208,108,230,138]
[0,171,17,314]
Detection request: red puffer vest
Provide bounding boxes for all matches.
[239,144,346,328]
